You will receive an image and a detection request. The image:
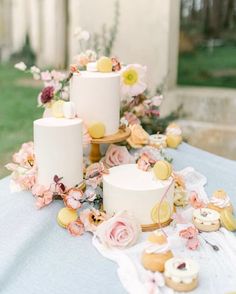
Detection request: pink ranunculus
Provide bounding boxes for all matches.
[67,219,85,237]
[187,237,200,250]
[85,162,109,188]
[95,211,141,249]
[189,191,206,209]
[179,226,198,240]
[103,144,134,168]
[123,112,141,126]
[40,86,54,104]
[80,208,109,233]
[63,188,83,210]
[41,70,52,81]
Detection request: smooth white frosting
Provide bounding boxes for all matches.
[210,195,230,208]
[145,241,170,254]
[34,118,83,188]
[103,164,174,225]
[166,126,182,136]
[70,71,120,135]
[164,258,199,284]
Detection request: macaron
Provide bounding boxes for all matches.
[153,160,172,180]
[57,207,78,228]
[97,56,113,73]
[151,200,172,223]
[52,100,65,118]
[166,135,182,149]
[192,208,220,232]
[88,122,106,139]
[220,210,236,231]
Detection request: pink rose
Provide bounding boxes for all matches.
[67,219,85,237]
[103,144,134,168]
[63,188,83,209]
[189,191,206,209]
[80,208,109,232]
[95,211,141,249]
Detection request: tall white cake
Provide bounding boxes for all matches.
[34,118,83,188]
[70,71,120,135]
[103,164,174,227]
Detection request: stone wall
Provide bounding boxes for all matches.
[1,0,180,91]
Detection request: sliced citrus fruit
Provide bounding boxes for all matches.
[151,200,171,223]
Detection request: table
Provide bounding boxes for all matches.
[1,143,236,294]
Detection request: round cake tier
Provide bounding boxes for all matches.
[70,71,120,136]
[103,164,174,226]
[34,118,83,188]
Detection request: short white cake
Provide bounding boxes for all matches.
[34,118,83,188]
[103,164,174,227]
[70,71,120,135]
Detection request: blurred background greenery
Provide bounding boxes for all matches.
[0,0,236,178]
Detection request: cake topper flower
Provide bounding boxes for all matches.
[95,211,141,249]
[103,144,134,168]
[80,208,109,232]
[127,124,149,148]
[121,64,147,97]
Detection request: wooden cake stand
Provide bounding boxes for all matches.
[90,128,131,163]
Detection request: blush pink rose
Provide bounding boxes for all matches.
[67,219,85,237]
[95,211,141,249]
[103,144,134,168]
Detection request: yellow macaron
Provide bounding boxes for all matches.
[97,56,113,73]
[88,122,106,139]
[57,207,78,228]
[166,135,182,149]
[52,100,65,118]
[153,160,172,180]
[220,210,236,231]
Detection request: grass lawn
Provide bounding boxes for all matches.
[0,63,43,178]
[178,46,236,88]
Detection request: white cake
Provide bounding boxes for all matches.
[34,118,83,188]
[103,164,174,227]
[70,71,120,135]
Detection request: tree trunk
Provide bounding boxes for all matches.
[224,0,234,28]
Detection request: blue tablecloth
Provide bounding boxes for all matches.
[1,143,236,294]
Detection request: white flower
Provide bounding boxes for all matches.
[14,62,27,71]
[30,66,41,80]
[85,49,97,62]
[121,64,147,97]
[74,27,90,41]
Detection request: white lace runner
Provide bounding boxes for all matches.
[93,168,236,294]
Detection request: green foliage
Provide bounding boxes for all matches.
[178,46,236,88]
[0,63,42,178]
